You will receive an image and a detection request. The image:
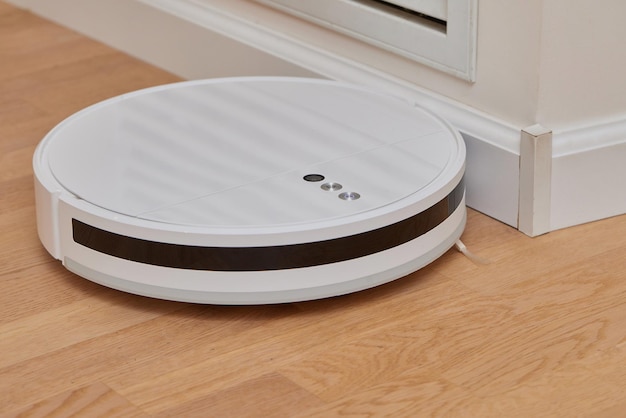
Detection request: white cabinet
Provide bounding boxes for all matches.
[255,0,477,80]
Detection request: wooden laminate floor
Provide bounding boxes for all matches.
[1,3,626,417]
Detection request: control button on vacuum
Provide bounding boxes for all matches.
[339,192,360,201]
[321,182,342,191]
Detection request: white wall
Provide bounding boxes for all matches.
[537,0,626,130]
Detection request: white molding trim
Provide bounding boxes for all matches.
[553,117,626,157]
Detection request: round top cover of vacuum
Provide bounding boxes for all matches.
[41,77,464,241]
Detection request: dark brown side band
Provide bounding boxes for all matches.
[73,179,464,271]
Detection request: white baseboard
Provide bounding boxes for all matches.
[9,0,625,231]
[551,120,626,230]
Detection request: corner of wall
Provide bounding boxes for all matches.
[518,125,552,236]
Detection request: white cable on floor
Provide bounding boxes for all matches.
[454,240,492,265]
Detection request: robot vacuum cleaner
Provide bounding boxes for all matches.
[33,77,466,304]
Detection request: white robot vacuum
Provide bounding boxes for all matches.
[33,77,466,304]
